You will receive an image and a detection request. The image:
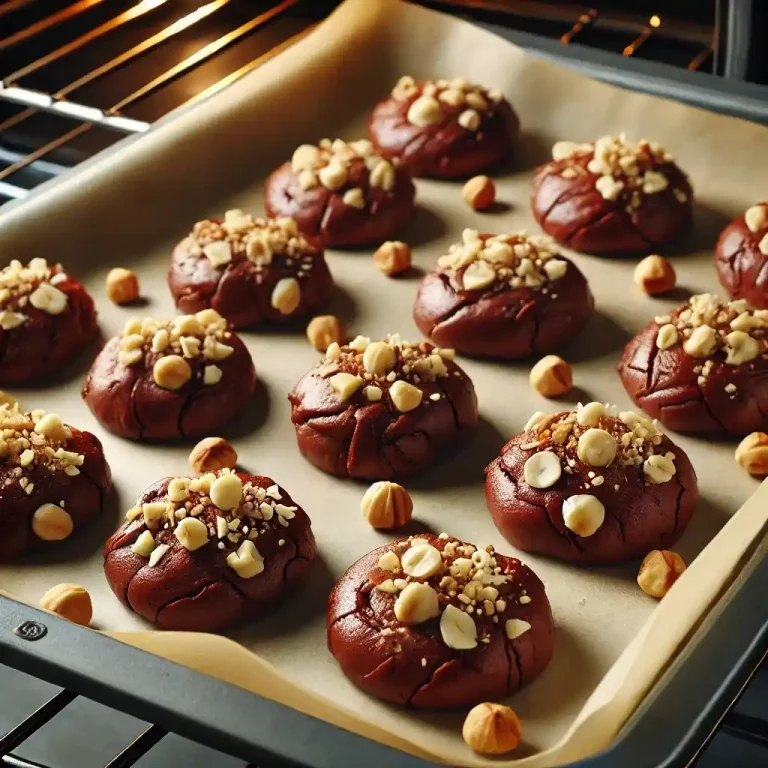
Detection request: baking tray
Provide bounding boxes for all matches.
[1,0,768,765]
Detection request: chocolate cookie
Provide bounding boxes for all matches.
[82,310,256,441]
[264,138,415,247]
[104,471,315,632]
[289,336,478,479]
[715,202,768,309]
[0,258,97,384]
[168,212,334,328]
[0,404,111,561]
[369,76,518,179]
[413,229,593,358]
[619,294,768,435]
[485,404,698,563]
[532,136,692,254]
[327,533,554,708]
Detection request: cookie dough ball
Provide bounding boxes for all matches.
[619,294,768,435]
[82,311,256,441]
[0,405,112,561]
[715,203,768,309]
[265,138,415,247]
[327,534,554,708]
[104,471,315,632]
[289,336,477,479]
[369,76,519,179]
[0,258,97,384]
[485,405,698,563]
[169,211,334,329]
[413,229,593,358]
[532,136,692,254]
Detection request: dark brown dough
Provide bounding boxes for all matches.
[104,471,316,632]
[264,138,415,247]
[82,311,256,441]
[289,336,478,480]
[715,203,768,309]
[619,294,768,436]
[168,212,334,329]
[0,258,97,385]
[327,534,554,708]
[0,406,111,561]
[485,407,698,563]
[532,136,692,254]
[413,230,593,358]
[368,76,519,179]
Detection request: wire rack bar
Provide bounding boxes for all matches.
[104,726,167,768]
[2,754,53,768]
[0,0,105,50]
[0,0,301,182]
[0,0,35,19]
[0,690,77,757]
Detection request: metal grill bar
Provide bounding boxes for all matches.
[0,0,35,20]
[0,0,105,50]
[0,690,77,756]
[0,0,301,182]
[2,754,52,768]
[104,725,167,768]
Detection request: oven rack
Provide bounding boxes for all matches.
[3,0,768,209]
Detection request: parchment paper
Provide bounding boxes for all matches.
[1,1,768,765]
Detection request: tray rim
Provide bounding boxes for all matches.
[1,1,768,765]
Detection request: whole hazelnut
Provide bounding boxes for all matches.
[462,703,522,755]
[735,432,768,475]
[634,255,676,295]
[153,355,191,390]
[189,437,238,473]
[637,549,686,598]
[462,175,496,211]
[373,241,411,276]
[361,481,413,529]
[105,267,140,305]
[40,583,92,626]
[529,355,572,397]
[306,315,344,352]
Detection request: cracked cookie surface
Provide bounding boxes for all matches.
[485,406,698,563]
[327,533,553,708]
[413,229,593,358]
[82,310,256,441]
[103,470,315,632]
[288,335,478,480]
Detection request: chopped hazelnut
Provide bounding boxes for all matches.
[209,473,243,511]
[32,503,73,541]
[577,428,616,467]
[458,109,480,131]
[735,432,768,475]
[683,325,718,358]
[562,494,605,537]
[271,277,301,315]
[226,540,264,579]
[189,437,237,473]
[462,260,496,291]
[504,618,531,640]
[393,582,440,624]
[105,267,140,305]
[656,324,679,350]
[744,204,768,233]
[29,282,67,315]
[153,355,191,390]
[644,453,676,484]
[440,604,478,649]
[306,315,344,351]
[407,95,442,127]
[389,380,423,412]
[462,176,496,211]
[523,452,561,489]
[330,372,363,402]
[462,703,522,755]
[637,549,686,598]
[40,584,92,627]
[361,481,413,529]
[634,255,676,295]
[362,341,396,375]
[529,355,572,397]
[131,530,156,557]
[373,241,411,276]
[175,517,209,551]
[401,543,443,578]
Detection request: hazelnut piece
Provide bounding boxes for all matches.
[643,453,676,484]
[462,703,522,755]
[40,583,92,627]
[529,355,572,397]
[153,355,191,390]
[189,437,237,473]
[271,277,301,315]
[462,175,496,211]
[361,481,413,529]
[389,380,423,412]
[105,267,140,305]
[306,315,344,351]
[209,473,243,511]
[393,582,440,624]
[523,452,561,489]
[401,543,442,579]
[226,540,265,579]
[175,517,209,551]
[634,255,676,295]
[32,503,73,541]
[440,604,478,650]
[577,428,616,467]
[330,372,363,402]
[373,241,411,276]
[735,432,768,475]
[363,341,396,375]
[561,494,605,537]
[637,549,686,598]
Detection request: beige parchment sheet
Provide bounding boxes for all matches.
[2,0,768,765]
